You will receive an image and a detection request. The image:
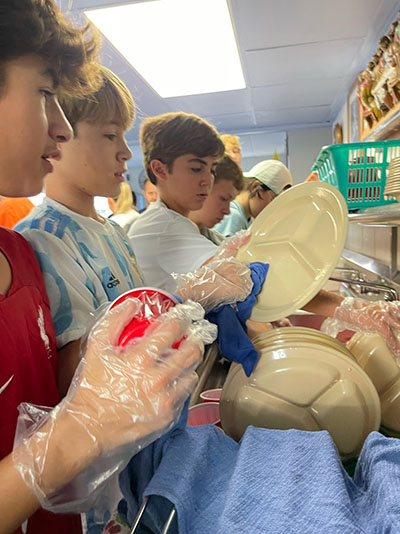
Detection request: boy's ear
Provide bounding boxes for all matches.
[150,159,169,183]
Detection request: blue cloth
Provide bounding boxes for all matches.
[206,261,269,376]
[119,427,400,534]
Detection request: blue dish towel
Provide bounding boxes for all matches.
[119,426,400,534]
[206,261,269,376]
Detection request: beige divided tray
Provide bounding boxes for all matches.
[220,327,381,459]
[236,182,348,322]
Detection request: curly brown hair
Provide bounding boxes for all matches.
[0,0,102,97]
[140,112,225,184]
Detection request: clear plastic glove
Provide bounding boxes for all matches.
[174,230,253,312]
[321,297,400,356]
[214,229,251,260]
[174,256,253,313]
[13,298,216,513]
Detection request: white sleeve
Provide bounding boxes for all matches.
[20,229,108,349]
[157,218,218,275]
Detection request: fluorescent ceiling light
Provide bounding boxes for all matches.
[85,0,245,98]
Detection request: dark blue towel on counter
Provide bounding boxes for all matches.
[119,426,400,534]
[206,261,269,377]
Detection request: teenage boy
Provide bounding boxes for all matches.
[128,112,228,292]
[0,2,97,532]
[213,159,293,236]
[16,66,144,394]
[0,4,207,532]
[189,153,244,246]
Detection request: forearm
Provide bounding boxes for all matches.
[302,289,343,317]
[10,408,99,521]
[0,453,39,533]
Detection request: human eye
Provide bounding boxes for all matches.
[191,167,202,173]
[40,89,56,99]
[104,134,117,141]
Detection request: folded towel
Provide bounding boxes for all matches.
[206,261,269,376]
[119,425,400,534]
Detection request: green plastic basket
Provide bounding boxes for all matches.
[312,141,400,210]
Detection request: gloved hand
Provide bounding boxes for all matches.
[13,298,216,513]
[213,229,251,260]
[321,297,400,356]
[174,230,253,313]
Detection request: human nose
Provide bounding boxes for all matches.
[47,97,73,143]
[118,137,132,163]
[222,203,230,215]
[202,168,214,187]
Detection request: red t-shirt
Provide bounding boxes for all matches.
[0,228,81,534]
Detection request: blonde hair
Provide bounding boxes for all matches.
[114,182,135,214]
[140,112,225,184]
[59,65,135,132]
[220,134,241,153]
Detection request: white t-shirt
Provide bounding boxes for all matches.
[110,209,140,233]
[16,198,144,348]
[128,201,218,292]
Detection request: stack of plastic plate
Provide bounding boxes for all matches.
[236,182,348,322]
[220,327,381,459]
[384,157,400,201]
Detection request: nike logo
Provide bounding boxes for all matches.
[0,374,14,394]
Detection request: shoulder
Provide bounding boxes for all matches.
[129,203,174,237]
[15,201,74,240]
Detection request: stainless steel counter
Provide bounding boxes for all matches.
[348,204,400,226]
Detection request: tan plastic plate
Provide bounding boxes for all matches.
[236,182,348,322]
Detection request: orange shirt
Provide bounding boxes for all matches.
[0,197,34,228]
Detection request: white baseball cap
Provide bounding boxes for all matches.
[244,160,293,195]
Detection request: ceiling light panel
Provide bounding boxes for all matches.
[86,0,245,97]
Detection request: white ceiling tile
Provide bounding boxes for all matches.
[246,38,364,87]
[232,0,396,50]
[252,78,346,110]
[165,89,252,116]
[204,112,257,132]
[256,106,331,128]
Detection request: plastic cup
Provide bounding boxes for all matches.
[109,287,181,348]
[200,388,222,403]
[188,402,222,428]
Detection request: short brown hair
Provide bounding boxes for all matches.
[220,134,241,153]
[58,65,135,132]
[140,112,225,184]
[0,0,102,97]
[213,154,244,191]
